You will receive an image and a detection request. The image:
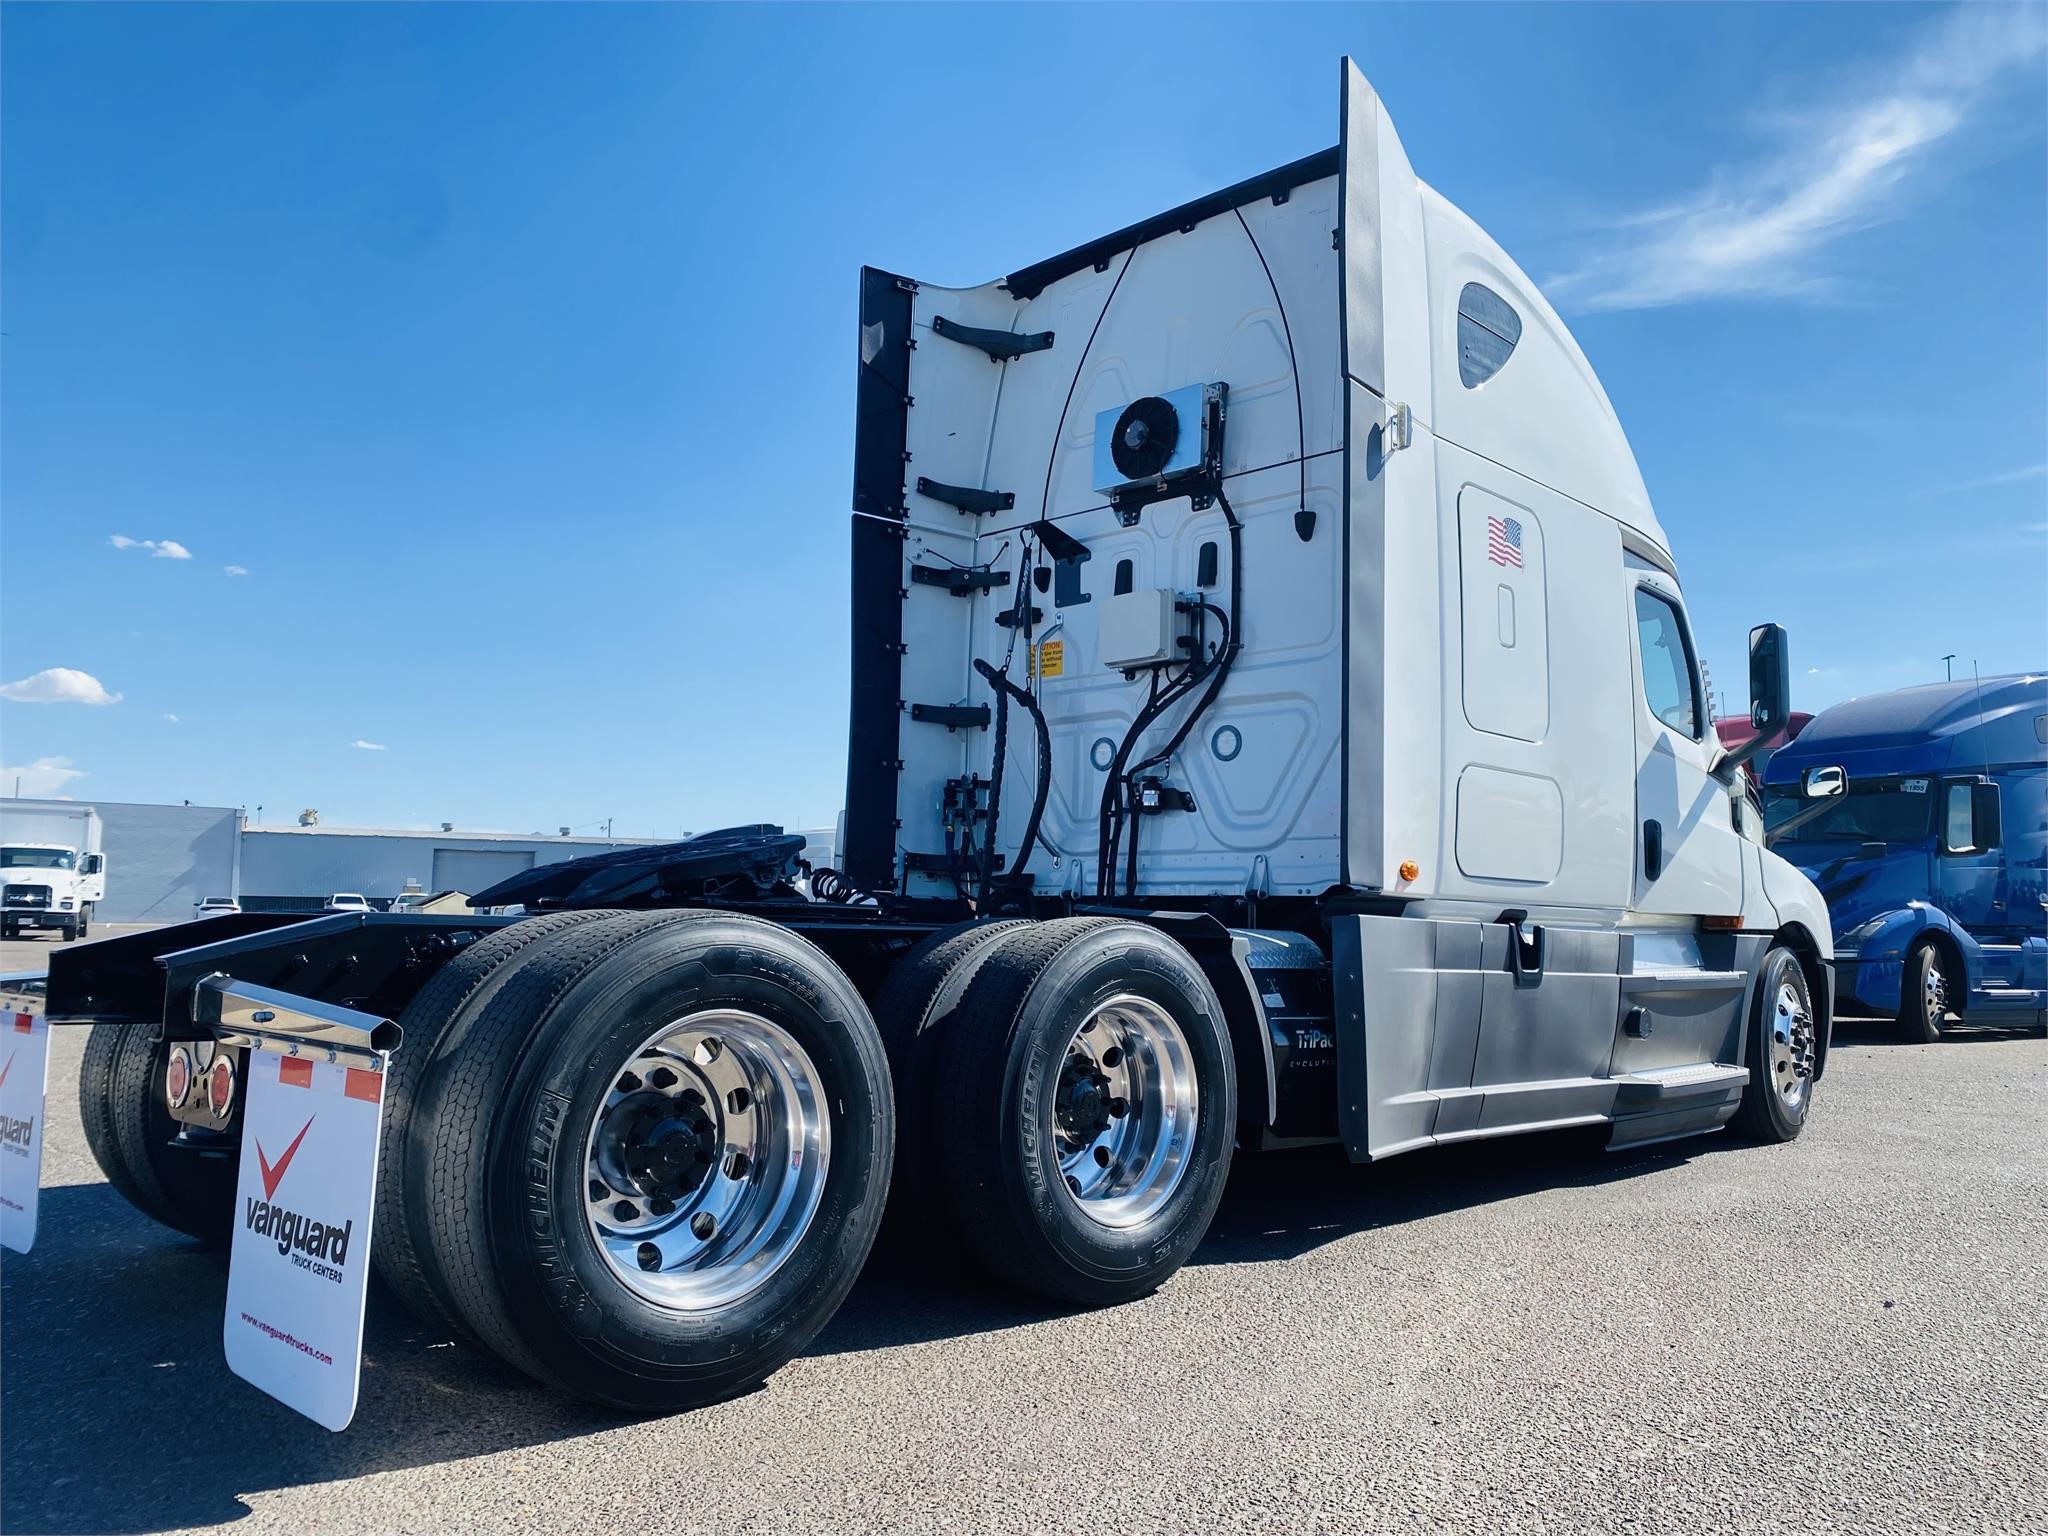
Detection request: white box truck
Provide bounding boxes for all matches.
[3,61,1833,1427]
[1,801,106,941]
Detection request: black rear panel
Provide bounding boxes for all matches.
[843,266,916,891]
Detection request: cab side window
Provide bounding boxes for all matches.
[1634,587,1702,739]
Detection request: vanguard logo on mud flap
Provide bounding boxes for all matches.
[0,1049,33,1152]
[244,1115,355,1281]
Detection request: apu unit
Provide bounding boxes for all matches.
[1093,381,1227,518]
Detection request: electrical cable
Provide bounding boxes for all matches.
[975,657,1051,892]
[1110,487,1245,897]
[1233,207,1308,530]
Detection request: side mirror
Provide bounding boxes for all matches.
[1944,781,2003,853]
[1974,783,2003,849]
[1803,765,1847,799]
[82,853,104,875]
[1719,624,1792,777]
[1748,623,1791,739]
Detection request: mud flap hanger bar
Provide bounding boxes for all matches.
[192,974,401,1071]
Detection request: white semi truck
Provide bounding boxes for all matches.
[2,62,1834,1426]
[1,802,106,941]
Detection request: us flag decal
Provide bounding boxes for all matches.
[1487,514,1524,568]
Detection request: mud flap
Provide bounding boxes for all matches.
[0,978,51,1253]
[213,981,396,1432]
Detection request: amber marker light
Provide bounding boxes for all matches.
[1398,859,1420,882]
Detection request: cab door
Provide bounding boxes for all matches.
[1627,566,1742,918]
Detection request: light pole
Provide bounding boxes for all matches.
[1942,654,1956,681]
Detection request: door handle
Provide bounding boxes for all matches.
[1643,820,1663,880]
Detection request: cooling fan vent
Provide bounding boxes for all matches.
[1109,396,1181,481]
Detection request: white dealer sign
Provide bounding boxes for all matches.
[223,1050,386,1432]
[0,1009,50,1254]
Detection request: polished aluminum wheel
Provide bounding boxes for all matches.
[1050,994,1198,1228]
[583,1009,830,1310]
[1768,980,1815,1109]
[1922,956,1951,1028]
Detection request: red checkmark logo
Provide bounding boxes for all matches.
[0,1052,13,1092]
[256,1115,315,1201]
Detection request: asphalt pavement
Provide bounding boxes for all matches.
[2,925,2043,1535]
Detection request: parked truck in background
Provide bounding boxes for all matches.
[1,802,106,941]
[1766,674,2047,1039]
[1,61,1836,1429]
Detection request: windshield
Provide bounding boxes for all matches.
[1765,776,1937,844]
[1,846,76,870]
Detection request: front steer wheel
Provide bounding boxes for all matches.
[408,911,894,1411]
[1899,941,1956,1043]
[932,919,1235,1307]
[1731,946,1818,1143]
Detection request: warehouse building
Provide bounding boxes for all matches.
[238,823,661,910]
[2,797,839,924]
[0,799,243,925]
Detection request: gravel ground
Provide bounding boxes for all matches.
[2,927,2043,1535]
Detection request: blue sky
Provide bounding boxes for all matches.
[4,3,2043,836]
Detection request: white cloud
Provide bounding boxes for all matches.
[1548,8,2048,311]
[110,535,193,560]
[0,667,123,705]
[1,756,86,797]
[224,564,250,577]
[163,713,180,724]
[351,739,388,751]
[1924,462,2048,496]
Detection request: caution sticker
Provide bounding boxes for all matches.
[1035,640,1065,679]
[0,1010,49,1254]
[223,1051,386,1431]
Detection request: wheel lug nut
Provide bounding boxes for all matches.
[616,1071,642,1093]
[691,1212,717,1241]
[614,1200,640,1222]
[648,1195,675,1216]
[649,1066,678,1090]
[636,1242,661,1271]
[588,1179,608,1201]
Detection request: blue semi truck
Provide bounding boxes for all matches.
[1764,674,2048,1039]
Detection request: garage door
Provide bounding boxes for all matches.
[432,848,534,896]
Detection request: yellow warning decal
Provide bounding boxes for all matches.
[1035,640,1065,679]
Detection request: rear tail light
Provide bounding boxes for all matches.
[207,1055,236,1119]
[165,1046,194,1110]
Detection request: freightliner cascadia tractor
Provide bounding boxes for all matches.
[0,62,1834,1428]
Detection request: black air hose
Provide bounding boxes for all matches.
[975,658,1051,892]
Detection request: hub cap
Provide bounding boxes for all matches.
[1051,995,1197,1228]
[1769,980,1815,1110]
[583,1010,829,1310]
